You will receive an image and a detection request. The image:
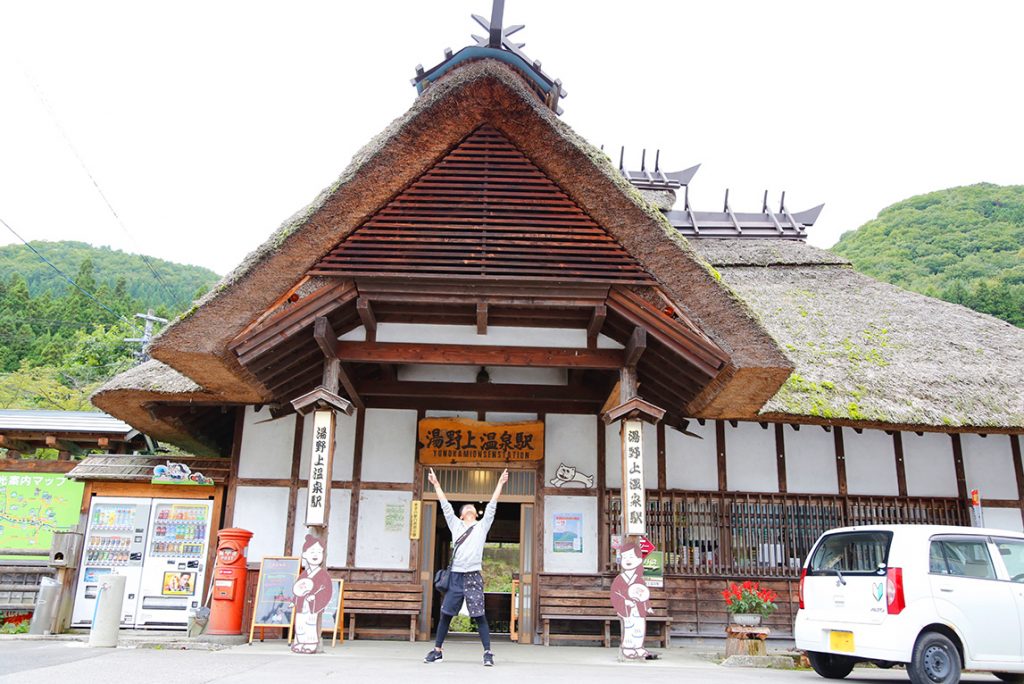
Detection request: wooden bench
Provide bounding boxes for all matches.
[343,582,422,642]
[539,588,671,648]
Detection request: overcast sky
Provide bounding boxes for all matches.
[1,1,1022,276]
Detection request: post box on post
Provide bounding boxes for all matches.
[207,528,253,635]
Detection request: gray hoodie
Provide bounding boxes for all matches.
[440,498,497,573]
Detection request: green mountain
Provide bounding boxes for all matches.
[0,240,219,308]
[0,242,220,411]
[832,183,1024,328]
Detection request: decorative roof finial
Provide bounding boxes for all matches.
[412,1,567,114]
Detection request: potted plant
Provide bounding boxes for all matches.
[722,580,778,627]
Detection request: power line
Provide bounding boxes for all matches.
[0,215,139,328]
[22,68,186,308]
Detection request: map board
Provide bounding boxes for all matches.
[248,556,301,643]
[0,472,84,559]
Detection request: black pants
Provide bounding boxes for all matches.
[434,612,491,651]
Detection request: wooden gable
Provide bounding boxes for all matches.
[308,125,655,285]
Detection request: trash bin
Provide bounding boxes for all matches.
[88,574,126,648]
[28,577,60,635]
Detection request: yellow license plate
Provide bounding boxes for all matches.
[829,630,855,653]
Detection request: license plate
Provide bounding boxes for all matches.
[829,630,855,653]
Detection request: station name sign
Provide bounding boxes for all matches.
[417,417,544,465]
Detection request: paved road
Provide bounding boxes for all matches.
[0,638,1006,684]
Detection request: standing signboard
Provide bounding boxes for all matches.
[320,578,345,647]
[248,556,301,643]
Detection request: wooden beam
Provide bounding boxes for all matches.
[314,316,340,360]
[476,302,488,335]
[335,341,623,369]
[587,304,607,348]
[357,298,377,342]
[0,435,32,453]
[624,326,647,367]
[314,316,364,410]
[357,380,606,405]
[44,436,83,456]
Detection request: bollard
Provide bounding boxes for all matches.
[88,574,126,648]
[28,578,60,635]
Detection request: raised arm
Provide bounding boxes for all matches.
[429,468,458,531]
[428,467,447,505]
[490,468,509,505]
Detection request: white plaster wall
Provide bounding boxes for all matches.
[341,323,621,349]
[291,487,351,567]
[980,507,1023,532]
[354,490,412,569]
[425,409,477,419]
[233,485,289,563]
[543,495,599,574]
[665,420,717,491]
[544,414,598,488]
[725,422,778,493]
[843,429,899,496]
[399,364,478,382]
[237,406,295,479]
[398,364,566,386]
[300,410,357,481]
[360,409,417,483]
[963,434,1018,500]
[605,421,657,489]
[486,413,538,423]
[903,432,958,497]
[785,426,839,494]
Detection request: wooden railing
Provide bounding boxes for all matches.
[604,490,967,577]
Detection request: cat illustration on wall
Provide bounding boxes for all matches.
[549,463,595,488]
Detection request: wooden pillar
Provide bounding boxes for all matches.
[597,417,608,571]
[951,434,969,522]
[834,427,848,496]
[284,415,305,556]
[716,420,727,492]
[774,424,787,494]
[1011,435,1024,522]
[893,432,908,497]
[656,422,667,492]
[223,408,245,529]
[346,410,366,568]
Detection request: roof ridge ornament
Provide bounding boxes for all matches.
[412,0,567,114]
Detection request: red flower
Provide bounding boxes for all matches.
[742,580,755,591]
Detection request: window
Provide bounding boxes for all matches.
[994,538,1024,582]
[930,538,995,579]
[808,531,892,576]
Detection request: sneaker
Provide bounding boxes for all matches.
[483,651,495,667]
[424,649,443,663]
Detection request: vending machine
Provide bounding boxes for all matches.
[135,499,214,628]
[71,497,151,627]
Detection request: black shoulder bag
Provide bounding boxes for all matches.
[433,525,475,593]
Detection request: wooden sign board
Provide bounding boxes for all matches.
[417,417,543,465]
[248,556,301,644]
[320,578,345,647]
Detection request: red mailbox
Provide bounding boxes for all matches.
[207,528,253,635]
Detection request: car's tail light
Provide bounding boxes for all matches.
[798,568,807,609]
[886,567,905,614]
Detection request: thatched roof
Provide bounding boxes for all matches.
[91,360,221,455]
[692,240,1024,430]
[110,59,789,412]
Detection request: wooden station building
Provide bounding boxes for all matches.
[91,7,1024,641]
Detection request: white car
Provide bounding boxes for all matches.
[795,524,1024,684]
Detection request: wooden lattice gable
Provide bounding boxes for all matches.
[308,125,655,285]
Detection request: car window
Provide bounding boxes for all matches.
[808,531,891,576]
[994,538,1024,582]
[930,539,995,579]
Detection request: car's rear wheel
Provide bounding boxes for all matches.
[994,674,1024,683]
[806,651,855,679]
[907,631,961,684]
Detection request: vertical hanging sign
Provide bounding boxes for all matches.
[306,409,336,527]
[621,418,645,536]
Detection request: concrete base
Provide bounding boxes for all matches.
[720,655,796,669]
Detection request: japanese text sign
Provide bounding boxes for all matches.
[621,418,645,536]
[417,417,543,464]
[306,409,335,527]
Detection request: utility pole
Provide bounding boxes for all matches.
[125,309,168,362]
